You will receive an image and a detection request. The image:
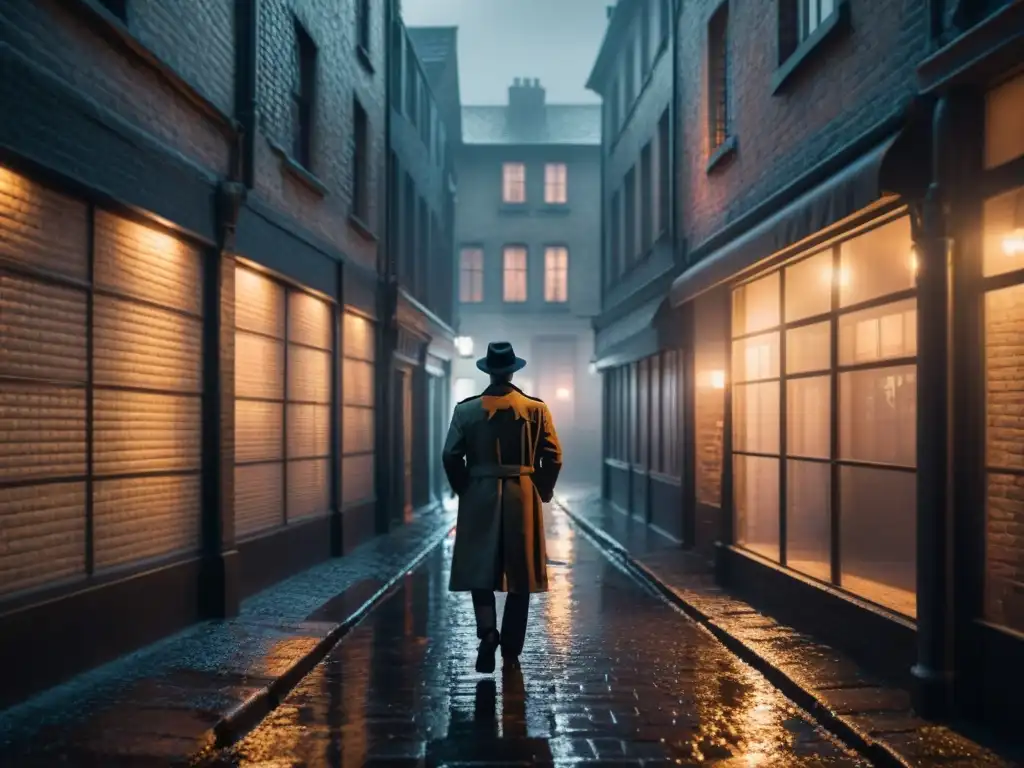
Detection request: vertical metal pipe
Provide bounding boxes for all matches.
[830,244,841,587]
[912,93,957,718]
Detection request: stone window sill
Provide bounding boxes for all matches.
[772,1,851,95]
[538,203,571,215]
[269,139,329,197]
[498,202,530,214]
[706,135,738,175]
[349,212,377,242]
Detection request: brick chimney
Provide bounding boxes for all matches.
[507,77,546,126]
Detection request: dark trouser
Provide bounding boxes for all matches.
[471,590,530,657]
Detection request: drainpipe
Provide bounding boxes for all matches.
[375,0,399,533]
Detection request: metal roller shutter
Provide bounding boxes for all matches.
[91,210,203,571]
[285,290,331,521]
[0,166,204,594]
[0,166,89,596]
[341,311,376,507]
[234,266,286,537]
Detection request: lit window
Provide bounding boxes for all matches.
[502,163,526,203]
[459,247,483,303]
[544,163,567,204]
[544,247,568,303]
[503,246,527,302]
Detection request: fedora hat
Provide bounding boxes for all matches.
[476,341,527,375]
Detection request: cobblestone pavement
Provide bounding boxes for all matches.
[208,507,870,767]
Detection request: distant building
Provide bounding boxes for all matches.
[452,79,602,487]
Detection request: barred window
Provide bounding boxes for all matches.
[707,2,730,152]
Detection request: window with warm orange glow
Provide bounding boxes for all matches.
[544,247,568,302]
[503,246,527,302]
[731,212,918,616]
[544,163,567,204]
[502,162,526,203]
[982,73,1024,633]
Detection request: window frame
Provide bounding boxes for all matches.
[355,0,371,54]
[707,1,731,155]
[502,162,527,204]
[351,97,370,222]
[502,245,528,303]
[729,209,919,616]
[459,246,484,304]
[544,163,568,205]
[543,246,569,303]
[292,19,318,170]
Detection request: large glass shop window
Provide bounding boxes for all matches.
[983,72,1024,635]
[731,213,918,616]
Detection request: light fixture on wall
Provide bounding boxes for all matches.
[821,264,851,288]
[454,336,474,358]
[1002,188,1024,257]
[909,246,920,277]
[555,387,572,401]
[709,370,726,390]
[588,359,598,375]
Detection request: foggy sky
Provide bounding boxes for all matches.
[399,0,608,106]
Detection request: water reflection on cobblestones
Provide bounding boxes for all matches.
[212,509,869,767]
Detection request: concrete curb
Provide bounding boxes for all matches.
[556,499,911,768]
[189,522,456,766]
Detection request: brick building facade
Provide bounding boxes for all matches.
[593,0,1024,733]
[0,0,458,707]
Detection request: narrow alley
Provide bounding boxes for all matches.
[208,508,866,767]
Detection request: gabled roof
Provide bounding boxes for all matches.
[461,104,602,146]
[586,1,634,93]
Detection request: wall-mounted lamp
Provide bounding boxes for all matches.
[454,336,474,358]
[709,370,726,390]
[588,360,598,375]
[555,387,572,401]
[1003,189,1024,257]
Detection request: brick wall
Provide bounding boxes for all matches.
[984,282,1024,634]
[675,0,929,250]
[0,0,234,175]
[254,0,387,274]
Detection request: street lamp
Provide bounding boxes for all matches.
[588,360,598,375]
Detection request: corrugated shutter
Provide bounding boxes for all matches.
[0,167,88,596]
[285,291,331,521]
[234,266,286,537]
[91,211,203,570]
[341,311,376,507]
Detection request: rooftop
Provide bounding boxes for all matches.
[461,104,602,146]
[406,26,457,83]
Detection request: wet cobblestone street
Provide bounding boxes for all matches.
[210,508,870,767]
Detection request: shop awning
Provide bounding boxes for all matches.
[669,121,928,307]
[594,296,666,370]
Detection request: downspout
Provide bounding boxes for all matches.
[670,0,681,261]
[376,0,399,533]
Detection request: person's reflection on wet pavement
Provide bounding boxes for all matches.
[425,667,553,767]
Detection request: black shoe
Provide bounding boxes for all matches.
[475,630,499,673]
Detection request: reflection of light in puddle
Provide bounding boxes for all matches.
[544,517,575,657]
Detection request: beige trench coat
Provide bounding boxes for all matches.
[442,383,563,593]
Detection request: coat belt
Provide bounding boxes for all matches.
[469,464,535,479]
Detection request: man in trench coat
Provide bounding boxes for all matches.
[442,341,563,674]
